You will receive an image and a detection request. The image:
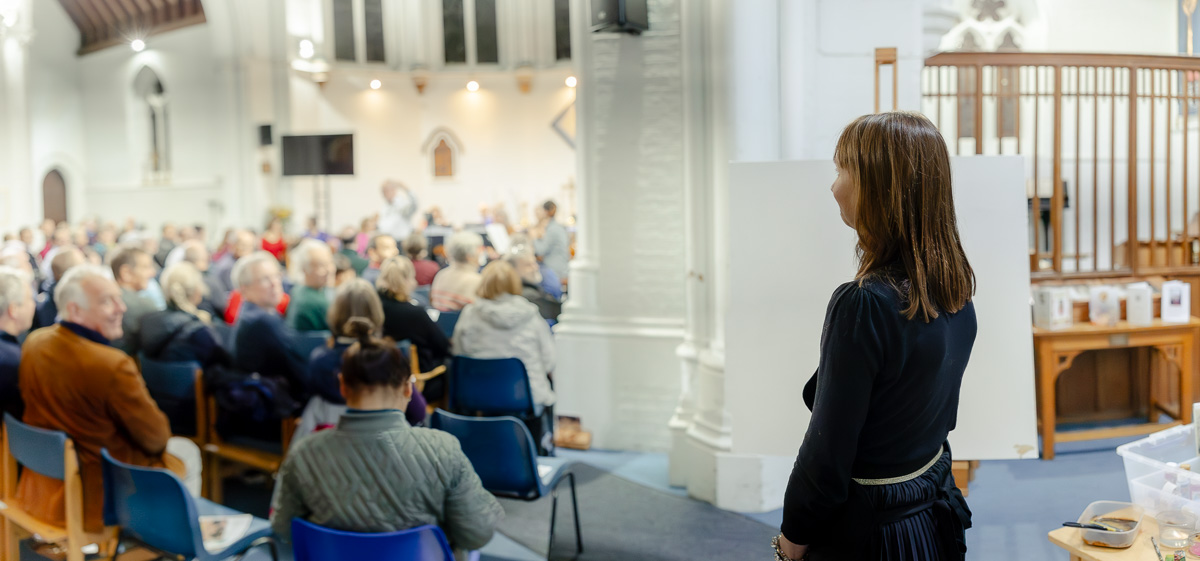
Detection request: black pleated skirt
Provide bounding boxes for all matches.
[807,448,972,561]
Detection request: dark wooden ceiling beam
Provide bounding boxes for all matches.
[146,0,166,26]
[61,0,208,55]
[72,0,111,43]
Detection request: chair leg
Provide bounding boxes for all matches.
[548,491,559,557]
[4,518,19,561]
[109,528,123,561]
[568,473,582,554]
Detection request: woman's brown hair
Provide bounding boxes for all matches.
[327,279,385,337]
[476,261,522,300]
[340,317,410,390]
[834,111,975,322]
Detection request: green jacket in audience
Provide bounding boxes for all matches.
[286,285,330,332]
[269,410,503,555]
[339,248,370,276]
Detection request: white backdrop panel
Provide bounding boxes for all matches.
[727,156,1037,461]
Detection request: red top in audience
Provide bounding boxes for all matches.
[413,259,440,286]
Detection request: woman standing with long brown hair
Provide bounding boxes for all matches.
[774,112,977,561]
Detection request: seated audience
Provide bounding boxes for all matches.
[110,246,160,356]
[295,280,426,440]
[212,229,256,295]
[454,261,556,410]
[505,252,562,321]
[333,253,357,286]
[262,218,288,263]
[156,223,179,268]
[303,216,330,243]
[362,234,399,286]
[16,265,202,532]
[403,231,441,287]
[376,256,451,399]
[430,232,484,312]
[231,251,309,408]
[286,240,334,332]
[178,239,227,320]
[31,247,84,331]
[0,266,33,420]
[270,321,503,555]
[337,226,369,276]
[138,262,232,369]
[224,286,290,324]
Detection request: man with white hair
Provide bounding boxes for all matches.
[286,240,334,331]
[14,266,202,532]
[212,229,257,295]
[505,251,562,321]
[377,180,419,241]
[230,252,308,436]
[0,266,34,419]
[430,232,484,312]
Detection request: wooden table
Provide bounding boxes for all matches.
[1049,515,1163,561]
[1033,319,1200,459]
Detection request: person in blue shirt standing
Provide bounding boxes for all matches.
[0,266,37,419]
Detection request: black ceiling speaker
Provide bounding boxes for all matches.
[259,124,273,146]
[590,0,648,35]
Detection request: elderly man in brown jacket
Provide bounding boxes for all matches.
[15,265,202,532]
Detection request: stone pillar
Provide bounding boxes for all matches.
[553,0,688,452]
[0,0,35,231]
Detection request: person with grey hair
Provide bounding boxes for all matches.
[505,251,562,321]
[0,266,34,419]
[286,239,334,332]
[227,252,308,441]
[177,239,226,320]
[430,231,484,311]
[16,265,202,531]
[31,246,85,331]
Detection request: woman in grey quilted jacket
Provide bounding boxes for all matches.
[269,317,503,558]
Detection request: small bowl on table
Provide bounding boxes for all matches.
[1076,501,1144,549]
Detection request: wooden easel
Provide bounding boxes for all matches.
[874,47,898,113]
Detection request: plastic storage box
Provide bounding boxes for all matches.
[1075,501,1144,549]
[1116,424,1200,516]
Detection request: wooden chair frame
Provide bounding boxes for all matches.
[0,425,117,561]
[409,343,446,415]
[201,393,296,504]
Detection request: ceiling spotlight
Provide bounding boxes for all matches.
[130,39,146,52]
[466,80,480,92]
[566,76,577,88]
[299,39,315,59]
[370,79,382,90]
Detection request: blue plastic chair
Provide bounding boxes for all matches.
[446,356,535,416]
[431,410,582,556]
[291,518,477,561]
[435,311,460,338]
[100,449,278,561]
[412,286,432,309]
[2,413,99,561]
[292,331,331,359]
[138,354,205,440]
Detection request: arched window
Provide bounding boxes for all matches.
[434,139,454,177]
[42,170,67,224]
[133,66,170,181]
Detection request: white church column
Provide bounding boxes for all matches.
[553,0,689,452]
[0,0,34,232]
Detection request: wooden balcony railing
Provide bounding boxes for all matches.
[923,52,1200,281]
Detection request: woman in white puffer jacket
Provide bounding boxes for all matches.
[453,260,556,408]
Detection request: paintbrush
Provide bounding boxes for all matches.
[1152,536,1166,561]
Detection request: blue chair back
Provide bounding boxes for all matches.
[101,449,203,557]
[435,311,460,338]
[293,331,332,359]
[291,518,454,561]
[431,410,543,500]
[447,357,534,416]
[138,354,201,436]
[3,413,68,480]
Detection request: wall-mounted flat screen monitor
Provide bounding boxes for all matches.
[281,134,355,176]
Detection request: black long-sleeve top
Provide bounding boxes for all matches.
[233,301,310,404]
[781,278,977,545]
[378,292,451,372]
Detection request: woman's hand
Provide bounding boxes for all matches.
[777,534,808,560]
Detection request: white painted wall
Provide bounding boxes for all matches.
[27,0,86,225]
[1025,0,1176,55]
[285,68,577,231]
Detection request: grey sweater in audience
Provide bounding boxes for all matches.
[269,410,503,554]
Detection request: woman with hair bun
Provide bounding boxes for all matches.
[293,279,425,440]
[270,304,503,556]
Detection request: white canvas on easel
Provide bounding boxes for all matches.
[727,156,1037,470]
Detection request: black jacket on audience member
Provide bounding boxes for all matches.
[30,284,58,332]
[138,306,232,370]
[0,332,23,420]
[378,291,451,373]
[233,301,310,404]
[521,281,562,321]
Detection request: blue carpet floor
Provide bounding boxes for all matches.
[18,439,1144,561]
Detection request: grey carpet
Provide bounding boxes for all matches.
[495,463,777,561]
